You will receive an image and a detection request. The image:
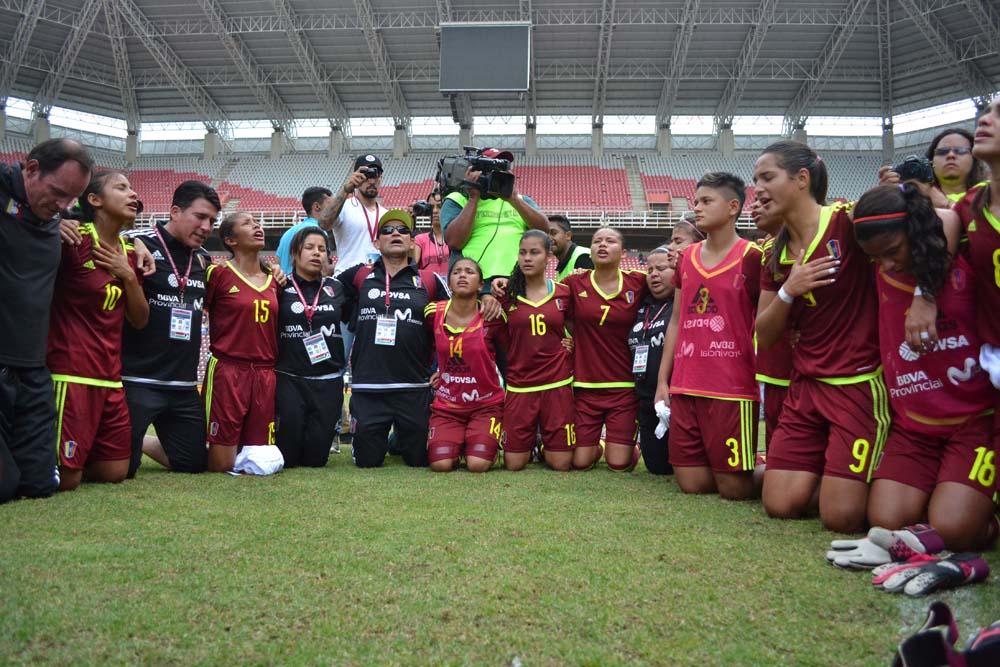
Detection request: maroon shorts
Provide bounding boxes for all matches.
[574,387,638,447]
[668,393,759,473]
[874,413,995,498]
[502,384,576,453]
[53,379,131,470]
[428,401,503,463]
[762,382,788,451]
[767,375,890,482]
[203,357,276,447]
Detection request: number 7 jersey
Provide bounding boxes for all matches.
[205,261,278,364]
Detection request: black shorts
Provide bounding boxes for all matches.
[124,383,207,475]
[0,365,59,503]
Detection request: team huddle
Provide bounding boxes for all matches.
[2,104,1000,555]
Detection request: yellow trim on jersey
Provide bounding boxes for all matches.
[506,376,574,393]
[867,374,891,483]
[206,263,219,281]
[690,241,748,279]
[225,260,273,293]
[203,356,218,423]
[438,299,505,334]
[778,205,836,264]
[878,268,915,293]
[755,374,791,387]
[816,366,883,385]
[50,373,123,389]
[573,380,635,389]
[516,279,556,307]
[589,269,623,300]
[80,222,131,254]
[983,207,1000,235]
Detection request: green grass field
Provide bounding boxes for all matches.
[2,453,999,666]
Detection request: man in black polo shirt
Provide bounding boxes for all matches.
[0,139,93,503]
[122,181,221,476]
[338,209,448,468]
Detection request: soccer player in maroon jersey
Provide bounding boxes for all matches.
[49,171,149,491]
[754,141,888,533]
[853,184,995,551]
[203,212,279,473]
[498,230,576,471]
[664,214,705,269]
[962,99,1000,499]
[562,227,648,471]
[655,173,761,499]
[425,258,505,473]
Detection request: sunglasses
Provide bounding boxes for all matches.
[933,147,971,157]
[379,224,412,236]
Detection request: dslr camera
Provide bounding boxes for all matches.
[411,200,433,217]
[435,146,515,199]
[893,155,935,183]
[359,166,379,179]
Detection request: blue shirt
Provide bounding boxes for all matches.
[276,217,321,275]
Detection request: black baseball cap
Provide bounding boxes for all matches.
[354,154,383,174]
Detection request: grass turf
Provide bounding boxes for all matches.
[2,453,998,666]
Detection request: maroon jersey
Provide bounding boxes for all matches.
[755,238,793,386]
[499,280,574,392]
[47,224,142,383]
[564,270,648,388]
[671,239,761,401]
[954,185,1000,346]
[204,261,278,364]
[427,300,505,410]
[760,203,881,382]
[877,256,993,436]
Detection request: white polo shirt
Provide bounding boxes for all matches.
[332,196,383,275]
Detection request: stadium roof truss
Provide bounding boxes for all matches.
[0,0,996,148]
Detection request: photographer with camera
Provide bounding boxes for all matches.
[440,148,548,283]
[318,154,387,275]
[879,128,988,207]
[411,191,449,277]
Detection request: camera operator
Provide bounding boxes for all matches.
[878,128,988,207]
[441,149,548,283]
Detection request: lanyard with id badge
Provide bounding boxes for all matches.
[633,301,669,375]
[363,203,382,266]
[155,226,195,342]
[291,275,332,364]
[375,269,397,346]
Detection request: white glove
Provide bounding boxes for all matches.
[653,400,671,439]
[826,537,891,569]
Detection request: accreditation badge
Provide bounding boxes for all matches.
[169,307,193,341]
[375,316,397,346]
[632,344,649,374]
[303,332,332,364]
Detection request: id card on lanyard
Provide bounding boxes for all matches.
[292,275,332,363]
[374,268,397,346]
[633,302,669,374]
[362,202,382,265]
[155,226,195,341]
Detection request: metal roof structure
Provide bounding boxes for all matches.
[0,0,997,145]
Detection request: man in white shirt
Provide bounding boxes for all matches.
[319,154,386,277]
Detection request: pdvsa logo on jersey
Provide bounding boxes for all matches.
[290,302,305,314]
[367,288,382,300]
[63,440,77,459]
[898,341,920,362]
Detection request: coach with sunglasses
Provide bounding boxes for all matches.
[337,209,448,468]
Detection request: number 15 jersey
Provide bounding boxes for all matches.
[205,261,278,364]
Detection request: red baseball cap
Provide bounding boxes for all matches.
[482,148,514,161]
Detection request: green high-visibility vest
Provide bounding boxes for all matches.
[556,245,591,281]
[446,192,526,278]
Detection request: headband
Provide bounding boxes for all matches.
[852,212,908,225]
[678,218,707,240]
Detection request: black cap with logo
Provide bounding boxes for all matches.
[353,154,383,175]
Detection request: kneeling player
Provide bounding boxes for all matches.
[49,171,149,490]
[856,184,996,551]
[499,231,576,471]
[426,259,505,473]
[203,212,279,472]
[656,173,761,499]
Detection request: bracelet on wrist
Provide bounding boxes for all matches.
[777,285,794,304]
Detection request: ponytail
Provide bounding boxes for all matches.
[853,183,948,296]
[762,141,828,275]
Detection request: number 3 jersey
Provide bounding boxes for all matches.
[670,239,761,401]
[47,224,142,383]
[204,261,278,364]
[877,256,993,436]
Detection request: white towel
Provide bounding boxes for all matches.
[228,445,285,476]
[980,343,1000,390]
